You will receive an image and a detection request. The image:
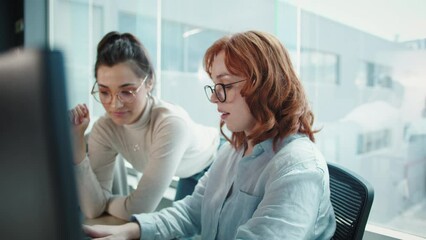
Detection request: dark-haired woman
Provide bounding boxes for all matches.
[83,30,336,240]
[69,31,219,220]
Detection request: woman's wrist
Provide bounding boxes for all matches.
[73,136,87,164]
[123,222,141,239]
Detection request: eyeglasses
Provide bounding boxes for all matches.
[91,75,148,104]
[204,79,246,103]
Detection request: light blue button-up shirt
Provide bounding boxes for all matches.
[133,134,336,239]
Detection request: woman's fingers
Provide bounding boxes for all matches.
[83,224,115,238]
[68,108,79,125]
[82,224,137,240]
[68,109,74,123]
[69,104,90,125]
[82,103,91,121]
[75,105,85,124]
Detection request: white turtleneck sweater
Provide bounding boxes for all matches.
[75,96,219,220]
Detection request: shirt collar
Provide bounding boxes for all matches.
[256,133,305,154]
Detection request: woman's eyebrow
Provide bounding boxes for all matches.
[216,73,230,79]
[97,82,138,88]
[97,83,109,88]
[118,83,138,88]
[213,73,234,83]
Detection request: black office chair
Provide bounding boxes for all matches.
[328,162,374,240]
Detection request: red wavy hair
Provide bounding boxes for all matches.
[203,31,317,151]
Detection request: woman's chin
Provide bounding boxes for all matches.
[110,116,129,125]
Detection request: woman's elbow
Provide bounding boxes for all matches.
[81,200,107,219]
[84,209,103,219]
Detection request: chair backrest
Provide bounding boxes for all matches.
[328,162,374,240]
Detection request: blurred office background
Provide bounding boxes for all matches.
[2,0,425,239]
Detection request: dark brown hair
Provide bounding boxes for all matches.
[95,31,155,87]
[204,30,317,151]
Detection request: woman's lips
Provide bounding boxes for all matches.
[219,110,229,120]
[111,111,128,117]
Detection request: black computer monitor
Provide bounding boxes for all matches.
[0,49,83,239]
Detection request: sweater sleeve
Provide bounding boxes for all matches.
[74,121,118,218]
[107,117,191,220]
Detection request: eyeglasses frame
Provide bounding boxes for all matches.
[204,79,246,103]
[91,74,149,104]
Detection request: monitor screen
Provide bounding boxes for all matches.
[0,49,84,239]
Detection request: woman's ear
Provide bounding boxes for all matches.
[145,78,154,93]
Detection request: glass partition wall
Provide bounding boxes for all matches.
[49,0,426,238]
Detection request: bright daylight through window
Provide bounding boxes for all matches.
[50,0,426,238]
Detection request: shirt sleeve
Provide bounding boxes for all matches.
[132,168,208,240]
[235,161,330,239]
[107,117,191,220]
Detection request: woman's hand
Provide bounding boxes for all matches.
[69,104,90,164]
[83,222,141,240]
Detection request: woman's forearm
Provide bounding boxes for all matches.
[75,157,110,218]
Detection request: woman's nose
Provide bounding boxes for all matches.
[110,94,124,108]
[210,91,220,103]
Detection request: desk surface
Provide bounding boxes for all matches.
[84,214,128,226]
